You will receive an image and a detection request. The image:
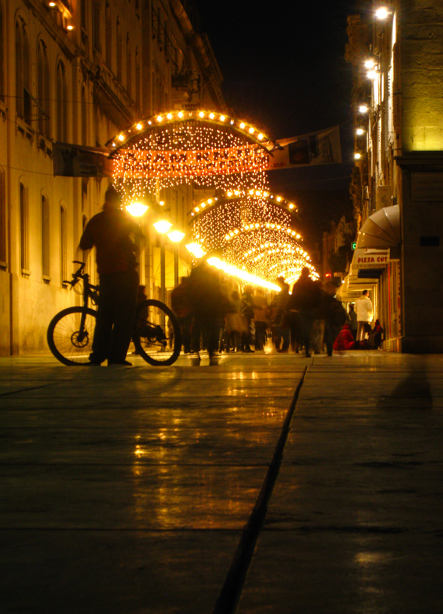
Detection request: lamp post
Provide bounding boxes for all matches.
[125,200,149,286]
[167,230,185,288]
[153,220,173,304]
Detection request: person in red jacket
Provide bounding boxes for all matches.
[79,185,143,366]
[333,323,356,351]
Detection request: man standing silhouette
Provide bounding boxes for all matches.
[79,185,142,366]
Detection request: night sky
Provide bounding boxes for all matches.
[193,0,363,246]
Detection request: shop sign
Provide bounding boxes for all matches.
[354,249,389,269]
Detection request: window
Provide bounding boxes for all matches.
[92,1,102,53]
[0,5,4,102]
[60,205,67,284]
[20,182,29,273]
[105,2,112,67]
[81,86,88,145]
[16,18,31,123]
[0,168,6,265]
[126,35,132,96]
[42,195,50,279]
[116,17,122,81]
[80,0,86,30]
[37,41,51,138]
[135,47,141,106]
[56,61,68,142]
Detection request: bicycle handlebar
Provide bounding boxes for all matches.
[63,261,86,288]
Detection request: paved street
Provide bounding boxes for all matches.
[1,351,442,613]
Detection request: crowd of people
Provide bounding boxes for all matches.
[171,260,384,365]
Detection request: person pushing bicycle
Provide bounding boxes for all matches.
[78,185,144,366]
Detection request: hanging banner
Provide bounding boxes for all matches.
[112,145,268,178]
[266,126,342,170]
[53,126,341,177]
[53,143,113,177]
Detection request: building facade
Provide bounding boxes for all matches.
[343,0,443,352]
[0,0,226,355]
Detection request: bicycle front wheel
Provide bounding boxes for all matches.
[47,307,97,366]
[133,299,181,366]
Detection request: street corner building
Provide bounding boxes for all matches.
[341,0,443,353]
[0,0,225,356]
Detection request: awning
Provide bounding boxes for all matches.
[356,204,400,249]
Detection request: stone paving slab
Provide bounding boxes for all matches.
[0,530,240,614]
[0,353,304,613]
[238,356,443,614]
[2,352,443,613]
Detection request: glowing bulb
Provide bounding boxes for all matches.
[178,111,184,118]
[117,134,125,142]
[153,220,172,233]
[258,134,264,140]
[289,204,295,209]
[364,59,376,69]
[359,105,369,113]
[355,153,362,159]
[157,115,163,122]
[367,70,378,80]
[199,112,205,118]
[209,113,215,119]
[167,113,173,120]
[240,122,246,129]
[126,202,148,217]
[67,24,74,30]
[186,243,205,258]
[375,6,390,19]
[136,123,143,130]
[167,230,185,243]
[356,128,365,136]
[249,127,254,134]
[220,115,226,121]
[159,200,165,206]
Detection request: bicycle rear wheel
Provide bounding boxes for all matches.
[133,299,181,366]
[47,307,97,366]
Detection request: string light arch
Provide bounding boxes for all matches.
[190,190,318,285]
[107,109,275,201]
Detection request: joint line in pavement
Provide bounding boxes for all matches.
[212,366,309,614]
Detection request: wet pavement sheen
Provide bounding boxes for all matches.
[1,352,443,612]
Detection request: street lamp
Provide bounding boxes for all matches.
[167,230,185,243]
[126,201,149,217]
[375,6,391,20]
[153,220,172,233]
[185,242,205,258]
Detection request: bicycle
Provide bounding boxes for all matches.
[47,261,181,366]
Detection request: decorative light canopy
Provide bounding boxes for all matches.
[190,190,317,285]
[108,110,274,202]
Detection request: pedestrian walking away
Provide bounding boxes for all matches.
[288,267,322,357]
[187,256,229,365]
[78,185,144,366]
[354,290,373,342]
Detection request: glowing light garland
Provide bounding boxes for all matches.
[108,112,318,287]
[108,110,273,201]
[190,190,318,285]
